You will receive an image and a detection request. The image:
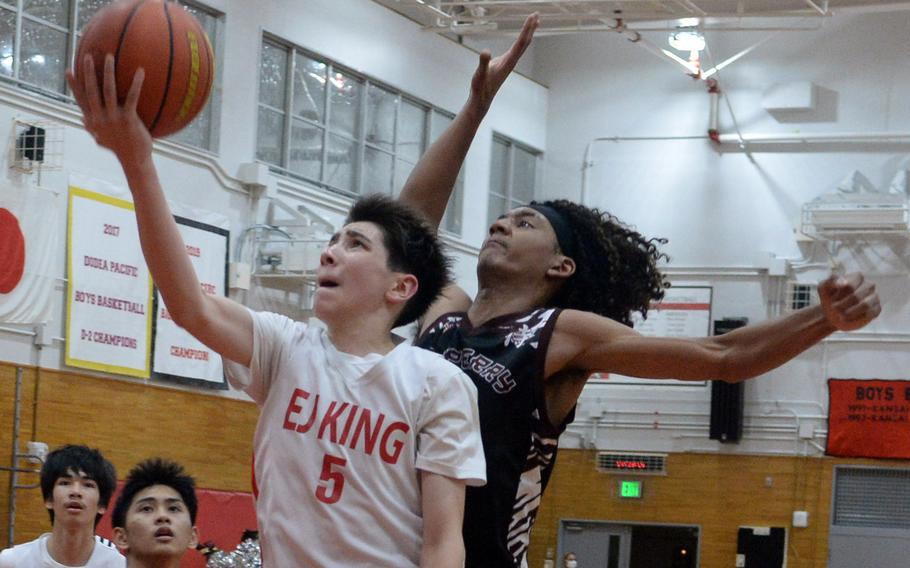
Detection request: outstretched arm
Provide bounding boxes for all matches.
[549,272,881,382]
[67,56,253,365]
[399,13,538,229]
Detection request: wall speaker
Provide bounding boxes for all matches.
[710,318,748,443]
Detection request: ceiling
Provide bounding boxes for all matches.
[372,0,910,36]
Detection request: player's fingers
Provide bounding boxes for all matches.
[508,12,538,62]
[125,67,144,114]
[102,53,117,113]
[471,51,491,92]
[81,55,104,119]
[840,294,881,324]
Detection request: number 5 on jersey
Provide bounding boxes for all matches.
[316,454,347,504]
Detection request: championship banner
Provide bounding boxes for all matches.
[592,286,712,386]
[152,215,228,388]
[0,180,63,323]
[65,186,153,378]
[827,379,910,459]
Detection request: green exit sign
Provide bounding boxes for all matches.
[620,480,642,499]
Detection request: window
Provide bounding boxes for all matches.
[487,134,541,227]
[0,0,222,151]
[257,38,465,235]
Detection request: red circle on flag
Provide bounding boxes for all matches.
[0,208,26,293]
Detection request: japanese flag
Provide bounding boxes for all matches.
[0,180,62,323]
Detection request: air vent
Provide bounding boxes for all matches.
[596,452,667,475]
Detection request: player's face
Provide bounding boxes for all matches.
[314,221,402,325]
[46,468,103,528]
[479,207,563,277]
[114,484,197,561]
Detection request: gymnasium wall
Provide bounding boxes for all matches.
[0,362,258,546]
[529,450,899,568]
[531,8,910,456]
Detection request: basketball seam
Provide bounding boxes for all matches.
[114,0,145,81]
[150,1,177,134]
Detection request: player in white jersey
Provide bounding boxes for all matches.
[67,56,486,568]
[0,444,124,568]
[111,459,199,568]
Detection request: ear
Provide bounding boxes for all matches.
[187,527,199,550]
[112,527,130,552]
[97,505,106,517]
[386,273,419,305]
[546,255,576,281]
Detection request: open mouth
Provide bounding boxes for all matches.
[154,527,174,540]
[64,501,84,512]
[317,278,339,288]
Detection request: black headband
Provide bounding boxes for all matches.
[529,203,577,259]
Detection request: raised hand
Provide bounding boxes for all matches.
[818,272,881,331]
[467,12,539,115]
[66,54,152,165]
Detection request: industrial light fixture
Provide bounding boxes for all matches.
[667,19,704,75]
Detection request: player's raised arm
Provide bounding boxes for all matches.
[67,55,253,365]
[399,13,538,228]
[551,272,881,383]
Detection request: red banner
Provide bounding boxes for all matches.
[827,379,910,459]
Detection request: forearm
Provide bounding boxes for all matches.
[400,103,485,228]
[121,155,207,327]
[420,534,465,568]
[716,305,836,381]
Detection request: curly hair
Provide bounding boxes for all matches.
[534,199,670,326]
[347,194,452,328]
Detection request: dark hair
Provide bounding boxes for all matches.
[112,458,197,528]
[40,444,116,527]
[534,199,669,326]
[346,194,452,327]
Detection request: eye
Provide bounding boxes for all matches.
[57,479,71,486]
[169,504,183,513]
[139,505,153,513]
[517,219,534,228]
[85,481,97,489]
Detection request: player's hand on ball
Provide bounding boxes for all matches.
[818,272,881,332]
[66,54,152,165]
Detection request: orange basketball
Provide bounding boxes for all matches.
[75,0,215,138]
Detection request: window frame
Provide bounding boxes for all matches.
[256,35,465,235]
[487,132,543,227]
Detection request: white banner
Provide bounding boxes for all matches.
[0,181,62,323]
[152,216,228,386]
[591,286,713,386]
[65,186,152,378]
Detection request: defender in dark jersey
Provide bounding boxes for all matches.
[404,15,883,568]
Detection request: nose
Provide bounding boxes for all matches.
[488,217,510,236]
[320,243,337,266]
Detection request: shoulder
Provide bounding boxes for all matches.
[91,536,125,567]
[0,536,42,564]
[418,284,471,335]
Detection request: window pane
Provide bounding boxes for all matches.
[328,69,361,138]
[365,85,395,151]
[20,20,66,92]
[512,146,538,204]
[259,42,287,109]
[77,0,113,32]
[24,0,70,27]
[443,172,464,235]
[0,8,15,78]
[397,99,426,163]
[489,138,509,197]
[393,159,415,197]
[429,110,451,143]
[363,147,393,195]
[256,107,284,166]
[293,53,325,123]
[289,118,323,180]
[168,4,218,150]
[325,134,356,193]
[169,105,209,148]
[487,193,507,229]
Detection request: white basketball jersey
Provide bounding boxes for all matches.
[225,310,485,567]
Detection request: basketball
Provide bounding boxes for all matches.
[75,0,215,138]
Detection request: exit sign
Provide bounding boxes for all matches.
[620,480,643,499]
